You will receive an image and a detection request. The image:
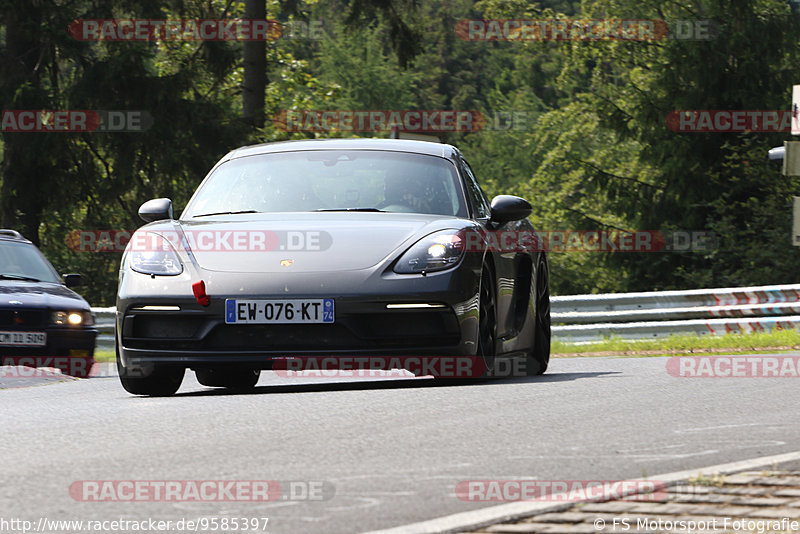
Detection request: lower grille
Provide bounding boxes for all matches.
[0,309,46,328]
[123,310,461,351]
[131,315,206,338]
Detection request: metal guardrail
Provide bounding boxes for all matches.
[93,307,115,352]
[552,284,800,343]
[91,283,800,350]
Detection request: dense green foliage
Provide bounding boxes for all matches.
[1,0,799,305]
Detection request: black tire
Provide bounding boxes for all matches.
[116,345,184,396]
[527,255,550,376]
[477,264,497,377]
[196,368,261,391]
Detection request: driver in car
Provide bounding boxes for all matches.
[379,171,432,213]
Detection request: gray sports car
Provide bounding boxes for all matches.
[116,138,550,395]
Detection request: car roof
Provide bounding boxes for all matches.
[222,138,461,162]
[0,229,32,244]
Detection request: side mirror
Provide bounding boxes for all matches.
[490,195,532,225]
[63,273,83,288]
[138,198,174,223]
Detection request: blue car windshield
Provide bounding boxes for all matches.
[183,150,468,218]
[0,241,61,283]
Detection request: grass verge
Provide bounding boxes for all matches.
[553,328,800,357]
[95,349,114,362]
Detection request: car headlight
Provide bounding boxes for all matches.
[129,232,183,276]
[51,311,94,326]
[394,230,465,274]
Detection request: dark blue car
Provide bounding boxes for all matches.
[0,230,97,377]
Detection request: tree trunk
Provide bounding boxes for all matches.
[242,0,267,127]
[0,5,45,244]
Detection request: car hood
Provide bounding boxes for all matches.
[0,282,89,309]
[142,213,468,273]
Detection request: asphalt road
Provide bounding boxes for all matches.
[2,354,800,534]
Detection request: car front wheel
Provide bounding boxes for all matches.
[116,344,184,396]
[477,264,497,377]
[526,255,550,376]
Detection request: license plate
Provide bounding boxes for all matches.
[225,299,335,324]
[0,331,46,346]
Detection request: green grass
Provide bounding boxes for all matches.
[95,349,115,362]
[553,328,800,357]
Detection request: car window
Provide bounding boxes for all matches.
[183,151,468,218]
[460,158,491,219]
[0,241,61,283]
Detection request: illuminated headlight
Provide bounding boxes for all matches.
[129,233,183,276]
[394,230,465,274]
[51,311,94,326]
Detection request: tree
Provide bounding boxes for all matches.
[242,0,267,125]
[241,0,423,128]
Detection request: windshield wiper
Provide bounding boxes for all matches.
[193,210,260,218]
[0,274,40,282]
[313,208,384,212]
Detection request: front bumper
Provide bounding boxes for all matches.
[118,265,489,366]
[117,297,479,369]
[0,326,98,377]
[0,326,97,357]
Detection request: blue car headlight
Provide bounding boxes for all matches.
[129,232,183,276]
[394,230,465,274]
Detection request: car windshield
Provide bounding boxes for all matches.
[182,150,468,218]
[0,240,61,283]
